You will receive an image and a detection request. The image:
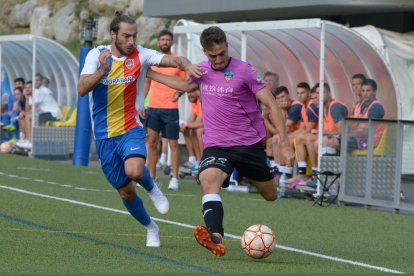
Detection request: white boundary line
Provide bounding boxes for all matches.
[0,184,404,274]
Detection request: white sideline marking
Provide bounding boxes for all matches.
[0,184,403,274]
[0,171,114,193]
[17,167,50,172]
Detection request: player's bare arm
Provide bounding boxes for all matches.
[146,68,199,92]
[262,109,278,135]
[257,88,295,165]
[77,50,111,96]
[159,55,202,79]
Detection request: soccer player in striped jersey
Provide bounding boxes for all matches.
[77,11,200,248]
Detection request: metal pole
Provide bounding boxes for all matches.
[31,36,36,137]
[241,31,247,61]
[0,43,2,118]
[317,21,326,195]
[365,120,375,203]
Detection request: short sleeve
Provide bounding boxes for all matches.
[367,103,385,119]
[80,48,100,75]
[245,63,266,94]
[138,46,164,67]
[330,103,348,123]
[288,103,302,122]
[307,103,319,123]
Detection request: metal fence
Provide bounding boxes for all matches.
[339,118,414,212]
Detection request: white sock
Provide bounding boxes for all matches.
[285,167,293,175]
[189,156,196,163]
[298,161,307,168]
[159,153,167,164]
[145,220,158,231]
[269,160,276,167]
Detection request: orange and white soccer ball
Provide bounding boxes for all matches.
[241,224,276,259]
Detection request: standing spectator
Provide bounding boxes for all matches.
[145,30,186,191]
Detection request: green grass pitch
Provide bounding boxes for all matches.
[0,154,413,274]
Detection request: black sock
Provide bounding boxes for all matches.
[298,166,306,175]
[202,197,224,237]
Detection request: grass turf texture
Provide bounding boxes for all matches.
[0,154,413,274]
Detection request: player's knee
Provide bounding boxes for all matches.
[146,135,158,148]
[263,194,276,201]
[125,168,144,181]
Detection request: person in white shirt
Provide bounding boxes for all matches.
[34,73,61,124]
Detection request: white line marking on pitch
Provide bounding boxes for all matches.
[17,167,50,172]
[0,171,114,193]
[0,184,403,274]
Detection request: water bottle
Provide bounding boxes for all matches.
[278,173,287,199]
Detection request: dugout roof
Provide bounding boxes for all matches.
[174,19,414,120]
[0,34,79,107]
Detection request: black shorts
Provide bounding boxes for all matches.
[197,142,273,188]
[145,108,179,139]
[39,112,58,124]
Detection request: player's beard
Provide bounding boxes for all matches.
[115,36,134,56]
[159,44,171,53]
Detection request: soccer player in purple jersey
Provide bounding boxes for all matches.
[147,26,294,256]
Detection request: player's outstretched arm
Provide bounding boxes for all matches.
[147,69,198,93]
[159,55,202,79]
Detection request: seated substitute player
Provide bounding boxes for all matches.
[305,83,348,177]
[348,78,385,151]
[263,86,301,178]
[178,89,204,171]
[146,26,294,257]
[287,84,319,187]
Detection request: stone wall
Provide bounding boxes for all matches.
[3,0,171,46]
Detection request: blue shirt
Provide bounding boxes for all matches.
[306,103,319,123]
[329,102,348,123]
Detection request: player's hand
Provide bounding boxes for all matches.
[185,64,202,80]
[98,49,111,72]
[311,129,318,134]
[172,91,182,102]
[280,140,295,167]
[139,109,146,120]
[179,124,187,132]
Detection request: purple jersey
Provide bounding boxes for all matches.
[192,58,267,148]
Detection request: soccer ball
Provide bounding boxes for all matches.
[241,224,276,259]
